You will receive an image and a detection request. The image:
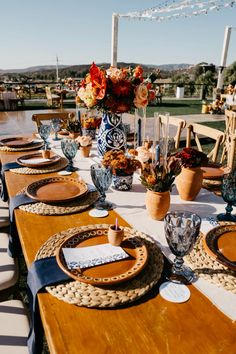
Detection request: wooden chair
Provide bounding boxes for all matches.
[186,123,225,163]
[224,109,236,134]
[158,114,186,149]
[32,112,75,130]
[221,110,236,170]
[0,299,30,353]
[0,199,9,229]
[45,87,60,108]
[0,231,18,301]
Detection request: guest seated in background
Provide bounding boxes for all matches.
[155,86,162,105]
[2,87,18,111]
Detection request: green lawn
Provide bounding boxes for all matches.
[17,99,203,116]
[147,99,202,116]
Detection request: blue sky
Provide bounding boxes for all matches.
[1,0,236,69]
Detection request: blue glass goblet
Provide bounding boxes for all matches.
[61,138,78,172]
[51,118,61,141]
[90,163,113,210]
[217,172,236,222]
[164,211,201,283]
[38,124,51,149]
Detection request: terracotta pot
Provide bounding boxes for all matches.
[108,225,124,246]
[80,145,91,158]
[145,189,170,221]
[175,167,203,201]
[69,132,80,139]
[42,150,50,159]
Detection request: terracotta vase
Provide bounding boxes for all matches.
[145,189,170,221]
[80,145,91,158]
[175,166,203,201]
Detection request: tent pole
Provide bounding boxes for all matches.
[111,13,119,67]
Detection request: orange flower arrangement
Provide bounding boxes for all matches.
[102,150,141,175]
[77,63,157,114]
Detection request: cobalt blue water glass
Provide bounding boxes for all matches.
[61,138,78,172]
[217,172,236,222]
[38,124,51,149]
[90,163,113,210]
[164,211,201,283]
[51,118,61,141]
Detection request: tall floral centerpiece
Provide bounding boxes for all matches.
[77,63,154,157]
[140,156,181,220]
[175,148,209,201]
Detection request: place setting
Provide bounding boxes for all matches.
[10,176,99,216]
[0,136,44,152]
[30,221,164,307]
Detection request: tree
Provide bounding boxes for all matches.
[224,61,236,85]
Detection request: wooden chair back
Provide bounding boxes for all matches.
[45,86,60,107]
[32,112,75,129]
[158,114,186,149]
[221,110,236,170]
[186,123,225,163]
[225,109,236,134]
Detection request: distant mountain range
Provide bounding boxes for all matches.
[0,63,193,75]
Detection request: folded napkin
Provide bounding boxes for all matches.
[19,158,51,165]
[27,256,70,354]
[9,194,38,257]
[0,162,21,201]
[63,243,129,269]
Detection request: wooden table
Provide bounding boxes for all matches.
[1,150,236,354]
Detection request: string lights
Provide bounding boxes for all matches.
[118,0,236,22]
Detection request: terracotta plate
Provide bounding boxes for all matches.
[58,130,69,136]
[0,137,33,148]
[201,166,225,180]
[16,152,61,168]
[26,177,88,203]
[56,227,148,285]
[203,224,236,270]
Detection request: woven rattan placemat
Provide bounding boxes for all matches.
[10,157,68,175]
[36,224,164,308]
[185,223,236,293]
[0,141,44,152]
[19,190,99,215]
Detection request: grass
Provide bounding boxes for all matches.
[12,98,203,116]
[147,99,202,116]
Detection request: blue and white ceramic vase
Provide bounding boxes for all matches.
[112,173,134,191]
[97,112,126,157]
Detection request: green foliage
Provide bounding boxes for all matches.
[224,61,236,84]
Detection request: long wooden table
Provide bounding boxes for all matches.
[1,150,236,354]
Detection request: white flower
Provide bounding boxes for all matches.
[134,84,148,108]
[75,135,92,147]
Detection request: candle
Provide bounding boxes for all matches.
[138,118,142,146]
[115,217,119,231]
[163,112,170,169]
[142,107,147,145]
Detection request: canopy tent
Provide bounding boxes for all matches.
[111,0,236,89]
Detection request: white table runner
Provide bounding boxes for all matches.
[51,140,236,321]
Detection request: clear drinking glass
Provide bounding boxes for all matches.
[61,138,78,172]
[90,163,113,210]
[38,124,51,149]
[164,211,201,283]
[217,172,236,222]
[51,118,61,141]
